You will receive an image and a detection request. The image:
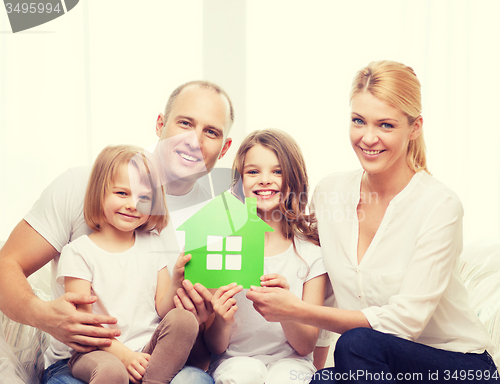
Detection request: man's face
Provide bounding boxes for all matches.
[156,86,232,184]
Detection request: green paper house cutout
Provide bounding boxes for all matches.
[177,191,274,288]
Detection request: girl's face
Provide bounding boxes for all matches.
[101,164,152,234]
[242,144,282,213]
[349,91,421,177]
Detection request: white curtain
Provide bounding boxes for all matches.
[1,0,499,243]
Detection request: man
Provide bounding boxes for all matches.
[0,80,233,384]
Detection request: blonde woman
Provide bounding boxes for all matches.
[248,61,497,382]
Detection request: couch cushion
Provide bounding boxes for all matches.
[460,239,500,368]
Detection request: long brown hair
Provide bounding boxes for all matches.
[350,60,428,173]
[231,129,319,247]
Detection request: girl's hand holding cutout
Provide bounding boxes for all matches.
[171,252,191,288]
[212,283,243,326]
[260,274,289,290]
[174,280,214,324]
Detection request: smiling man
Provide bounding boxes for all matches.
[155,82,233,197]
[0,80,234,384]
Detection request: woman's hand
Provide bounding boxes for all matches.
[246,286,301,323]
[212,283,243,326]
[121,350,150,384]
[260,274,290,290]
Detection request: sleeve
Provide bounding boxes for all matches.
[158,220,182,276]
[316,328,336,347]
[148,231,169,272]
[24,167,88,253]
[361,194,464,341]
[316,279,336,347]
[56,241,93,285]
[302,243,327,283]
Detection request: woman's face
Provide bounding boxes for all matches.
[349,91,421,177]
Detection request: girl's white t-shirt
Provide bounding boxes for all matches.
[209,237,326,372]
[56,231,168,354]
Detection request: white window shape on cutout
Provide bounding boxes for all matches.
[225,254,242,270]
[207,254,223,270]
[225,236,242,252]
[207,235,223,251]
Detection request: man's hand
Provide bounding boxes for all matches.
[173,280,213,324]
[121,350,150,384]
[37,293,120,352]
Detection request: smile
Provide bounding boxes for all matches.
[253,189,278,197]
[177,151,201,162]
[118,213,140,220]
[361,148,385,155]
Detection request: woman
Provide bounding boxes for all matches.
[247,61,497,382]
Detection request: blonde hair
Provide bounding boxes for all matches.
[350,60,428,173]
[84,145,168,233]
[231,129,319,247]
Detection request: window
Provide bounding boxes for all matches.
[206,236,242,270]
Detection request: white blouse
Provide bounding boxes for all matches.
[313,169,492,354]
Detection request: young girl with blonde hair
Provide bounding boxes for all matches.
[247,61,497,383]
[204,129,327,384]
[57,145,199,384]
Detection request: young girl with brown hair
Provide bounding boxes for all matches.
[57,145,199,384]
[204,129,327,384]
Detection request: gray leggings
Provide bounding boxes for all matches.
[68,308,199,384]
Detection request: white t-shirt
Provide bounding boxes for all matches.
[56,232,167,353]
[209,237,327,373]
[23,166,213,367]
[313,169,493,354]
[164,182,212,253]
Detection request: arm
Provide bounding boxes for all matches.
[65,277,149,384]
[280,274,327,356]
[203,283,243,355]
[247,285,370,335]
[258,273,331,356]
[155,252,191,318]
[0,220,119,352]
[313,174,464,340]
[360,196,463,339]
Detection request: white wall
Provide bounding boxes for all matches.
[245,0,500,242]
[1,0,499,243]
[0,1,204,239]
